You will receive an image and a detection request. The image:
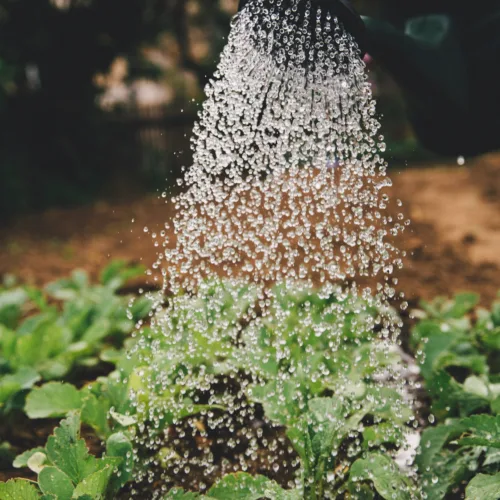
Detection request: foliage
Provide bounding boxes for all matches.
[413,292,500,499]
[0,260,152,416]
[20,270,500,497]
[0,272,420,499]
[6,412,131,499]
[155,283,417,499]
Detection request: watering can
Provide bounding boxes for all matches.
[238,0,500,157]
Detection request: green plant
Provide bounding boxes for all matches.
[0,277,420,498]
[412,292,500,499]
[164,284,417,499]
[0,261,152,416]
[3,412,132,499]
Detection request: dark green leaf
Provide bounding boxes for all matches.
[350,454,412,500]
[458,414,500,448]
[38,466,75,500]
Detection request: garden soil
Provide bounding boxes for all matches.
[2,152,500,305]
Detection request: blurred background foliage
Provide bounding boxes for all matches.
[0,0,428,218]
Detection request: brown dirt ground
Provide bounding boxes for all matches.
[1,153,500,305]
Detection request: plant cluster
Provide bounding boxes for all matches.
[0,261,152,418]
[412,292,500,499]
[5,267,500,498]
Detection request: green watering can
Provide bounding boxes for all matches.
[238,0,500,156]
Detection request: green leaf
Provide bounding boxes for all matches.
[45,413,95,485]
[416,421,465,471]
[362,423,402,449]
[448,293,480,319]
[0,288,28,328]
[39,466,75,500]
[208,473,300,499]
[0,479,41,499]
[350,454,412,500]
[458,414,500,448]
[81,318,112,344]
[465,473,500,500]
[71,464,113,499]
[426,371,489,418]
[420,333,459,381]
[100,260,144,290]
[26,383,83,419]
[0,367,41,406]
[106,432,133,491]
[421,447,479,499]
[81,392,110,438]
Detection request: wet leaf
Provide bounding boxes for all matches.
[38,466,75,499]
[0,479,40,499]
[465,472,500,500]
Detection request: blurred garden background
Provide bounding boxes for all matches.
[0,0,426,218]
[1,0,500,304]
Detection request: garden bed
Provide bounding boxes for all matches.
[2,154,500,498]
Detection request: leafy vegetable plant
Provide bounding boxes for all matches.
[413,292,500,499]
[0,261,152,416]
[2,412,132,499]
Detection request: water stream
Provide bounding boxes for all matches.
[127,1,416,497]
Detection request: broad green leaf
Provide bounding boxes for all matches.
[465,473,500,500]
[208,473,300,499]
[0,479,40,499]
[13,447,46,469]
[448,293,480,319]
[14,320,68,370]
[81,318,112,344]
[421,447,480,499]
[0,288,28,328]
[346,482,375,499]
[71,464,113,499]
[458,414,500,448]
[81,392,110,438]
[480,327,500,351]
[416,421,465,471]
[100,260,144,290]
[350,454,412,500]
[362,423,403,449]
[45,413,95,484]
[0,367,40,405]
[420,333,459,381]
[286,423,314,478]
[129,295,154,320]
[25,383,83,419]
[106,432,133,491]
[426,371,489,418]
[39,466,75,500]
